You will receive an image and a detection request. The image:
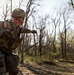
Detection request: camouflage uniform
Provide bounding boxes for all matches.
[0,8,25,75]
[0,20,21,75]
[0,8,37,75]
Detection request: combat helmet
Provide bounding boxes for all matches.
[11,8,25,18]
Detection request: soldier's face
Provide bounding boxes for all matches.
[13,18,24,26]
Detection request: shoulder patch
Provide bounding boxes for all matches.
[3,22,7,28]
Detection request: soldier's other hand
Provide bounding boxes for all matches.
[32,30,37,34]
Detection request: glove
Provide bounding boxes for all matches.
[32,30,37,34]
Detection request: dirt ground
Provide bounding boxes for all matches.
[18,60,74,75]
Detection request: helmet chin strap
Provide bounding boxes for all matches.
[13,18,24,26]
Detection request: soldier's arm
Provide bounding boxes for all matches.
[21,28,37,34]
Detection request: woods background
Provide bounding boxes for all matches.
[1,0,74,63]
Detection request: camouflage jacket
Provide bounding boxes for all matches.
[0,20,35,36]
[0,20,21,37]
[0,20,37,52]
[0,20,22,51]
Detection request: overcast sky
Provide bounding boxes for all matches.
[1,0,74,34]
[40,0,69,15]
[0,0,69,20]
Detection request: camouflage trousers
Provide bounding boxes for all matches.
[0,51,6,75]
[0,50,19,75]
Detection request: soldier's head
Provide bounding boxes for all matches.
[11,8,25,26]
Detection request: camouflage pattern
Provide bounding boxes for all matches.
[0,20,35,75]
[0,20,21,75]
[11,8,25,18]
[0,20,37,51]
[0,20,22,49]
[0,19,37,75]
[0,20,21,37]
[0,8,25,75]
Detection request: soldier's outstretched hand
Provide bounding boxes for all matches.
[32,30,37,34]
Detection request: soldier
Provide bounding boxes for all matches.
[0,8,37,75]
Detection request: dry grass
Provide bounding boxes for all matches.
[18,60,74,75]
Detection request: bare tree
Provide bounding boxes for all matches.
[59,7,72,59]
[18,0,40,63]
[50,12,61,53]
